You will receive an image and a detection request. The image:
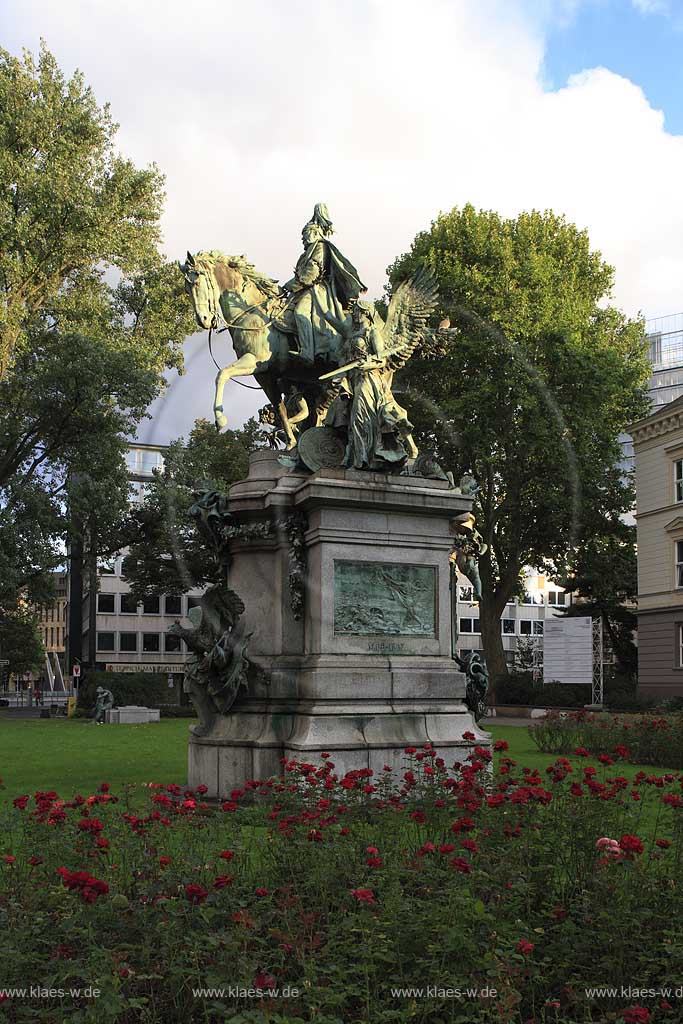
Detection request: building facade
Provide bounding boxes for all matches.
[455,569,572,675]
[34,571,68,670]
[631,395,683,697]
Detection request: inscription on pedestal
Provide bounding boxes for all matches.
[334,560,437,637]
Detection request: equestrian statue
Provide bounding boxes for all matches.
[180,203,441,475]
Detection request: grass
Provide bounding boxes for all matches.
[0,718,190,797]
[0,718,680,804]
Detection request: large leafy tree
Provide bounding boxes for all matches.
[388,205,651,685]
[0,609,44,678]
[122,419,264,599]
[0,43,167,379]
[0,43,196,617]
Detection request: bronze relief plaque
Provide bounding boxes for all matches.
[333,560,437,637]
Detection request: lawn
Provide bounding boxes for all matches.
[0,718,679,802]
[0,718,190,797]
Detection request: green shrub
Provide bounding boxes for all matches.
[529,710,683,768]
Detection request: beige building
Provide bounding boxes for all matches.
[36,572,68,665]
[631,395,683,697]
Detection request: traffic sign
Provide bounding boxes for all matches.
[72,664,81,678]
[0,659,9,666]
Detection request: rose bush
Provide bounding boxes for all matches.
[530,711,683,767]
[0,748,682,1023]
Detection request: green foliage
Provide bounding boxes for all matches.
[77,671,175,712]
[388,205,651,681]
[0,608,44,675]
[530,710,683,767]
[0,42,197,611]
[122,418,263,598]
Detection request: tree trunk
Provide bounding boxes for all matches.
[66,531,83,673]
[479,596,509,701]
[87,519,97,668]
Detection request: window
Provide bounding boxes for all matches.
[164,595,182,616]
[458,585,474,603]
[521,593,543,605]
[519,620,532,636]
[676,540,683,589]
[547,591,566,606]
[676,460,683,503]
[459,618,481,634]
[97,632,115,652]
[119,632,137,653]
[142,633,160,653]
[97,593,115,613]
[165,633,182,653]
[679,625,683,668]
[99,559,116,575]
[143,595,160,615]
[187,596,202,612]
[502,619,515,635]
[121,594,139,614]
[533,621,544,636]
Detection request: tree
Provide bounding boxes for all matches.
[0,43,197,615]
[122,419,264,598]
[388,205,651,687]
[0,609,44,678]
[0,43,167,379]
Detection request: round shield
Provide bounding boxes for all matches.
[297,427,346,472]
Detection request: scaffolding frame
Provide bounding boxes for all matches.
[592,617,604,706]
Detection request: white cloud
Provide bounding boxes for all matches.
[631,0,668,14]
[3,0,683,438]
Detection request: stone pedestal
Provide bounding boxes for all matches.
[106,706,161,724]
[188,450,490,796]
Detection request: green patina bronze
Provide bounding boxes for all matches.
[334,560,437,637]
[180,205,444,476]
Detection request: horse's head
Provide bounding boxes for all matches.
[179,250,240,330]
[179,250,280,330]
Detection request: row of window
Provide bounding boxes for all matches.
[458,586,568,606]
[459,618,545,636]
[37,603,67,623]
[43,626,65,649]
[96,632,184,654]
[96,593,199,616]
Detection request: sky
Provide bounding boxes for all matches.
[2,0,683,443]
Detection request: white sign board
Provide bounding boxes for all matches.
[105,663,184,674]
[543,615,593,686]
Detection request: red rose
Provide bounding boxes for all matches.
[253,971,277,991]
[493,740,509,752]
[185,883,208,904]
[219,850,234,861]
[620,835,644,855]
[255,887,270,897]
[3,855,15,865]
[350,888,375,904]
[516,939,534,955]
[159,856,171,866]
[656,839,671,849]
[213,875,233,889]
[449,857,472,874]
[622,1007,651,1024]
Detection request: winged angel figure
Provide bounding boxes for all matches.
[322,266,438,471]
